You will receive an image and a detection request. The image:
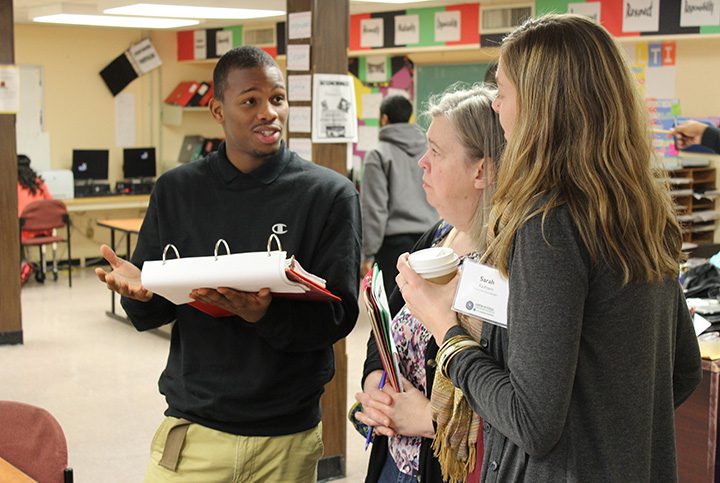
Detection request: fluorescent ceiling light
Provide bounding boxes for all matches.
[30,4,199,28]
[32,13,200,28]
[105,4,284,19]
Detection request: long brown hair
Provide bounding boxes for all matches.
[488,14,682,283]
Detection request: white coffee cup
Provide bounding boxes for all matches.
[408,247,460,284]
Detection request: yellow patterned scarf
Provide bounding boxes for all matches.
[430,211,503,482]
[430,314,483,483]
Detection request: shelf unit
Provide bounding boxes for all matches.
[161,104,210,126]
[669,166,718,246]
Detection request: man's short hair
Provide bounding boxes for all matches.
[213,46,278,102]
[380,95,413,124]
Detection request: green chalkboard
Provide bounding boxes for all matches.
[415,63,491,129]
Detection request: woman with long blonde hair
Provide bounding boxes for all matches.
[396,14,701,481]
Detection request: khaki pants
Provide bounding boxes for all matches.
[144,417,324,483]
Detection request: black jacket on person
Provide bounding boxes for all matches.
[362,220,446,483]
[701,125,720,154]
[122,142,361,437]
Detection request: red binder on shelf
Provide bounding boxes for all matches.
[198,82,214,107]
[187,82,211,107]
[141,235,341,318]
[164,81,199,106]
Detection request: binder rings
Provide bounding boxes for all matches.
[141,235,340,317]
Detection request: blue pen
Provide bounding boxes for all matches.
[365,371,387,450]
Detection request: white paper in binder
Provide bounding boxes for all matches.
[141,236,334,307]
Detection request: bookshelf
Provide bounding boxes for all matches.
[667,161,719,246]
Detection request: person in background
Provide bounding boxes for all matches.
[396,14,702,481]
[96,46,361,482]
[356,85,504,483]
[672,120,720,154]
[361,95,437,292]
[17,154,53,240]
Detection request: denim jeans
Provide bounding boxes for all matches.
[378,453,418,483]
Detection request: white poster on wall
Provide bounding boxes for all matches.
[365,56,389,83]
[362,93,383,119]
[287,44,311,71]
[289,106,312,133]
[289,137,313,161]
[645,66,676,99]
[129,39,162,74]
[115,92,136,148]
[289,11,312,39]
[395,15,420,45]
[312,74,357,143]
[0,65,20,113]
[568,2,601,23]
[434,10,461,42]
[357,125,379,152]
[288,74,312,101]
[622,0,660,32]
[216,31,234,57]
[680,0,720,26]
[361,18,384,48]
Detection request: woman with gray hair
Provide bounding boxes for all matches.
[355,84,504,483]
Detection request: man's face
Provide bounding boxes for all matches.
[210,66,289,160]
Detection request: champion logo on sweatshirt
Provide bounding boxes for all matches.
[272,223,288,235]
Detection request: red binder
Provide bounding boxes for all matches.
[164,81,195,105]
[187,82,210,107]
[189,268,340,317]
[198,82,214,107]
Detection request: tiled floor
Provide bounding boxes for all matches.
[1,268,371,482]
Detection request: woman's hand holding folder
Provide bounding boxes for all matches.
[355,374,435,439]
[95,244,153,302]
[189,287,272,322]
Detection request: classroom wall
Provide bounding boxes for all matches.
[14,23,156,184]
[675,38,720,117]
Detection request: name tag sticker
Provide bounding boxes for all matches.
[452,260,509,328]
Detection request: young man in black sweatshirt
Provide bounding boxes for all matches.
[96,46,361,482]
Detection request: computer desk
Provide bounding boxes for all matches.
[96,218,142,314]
[64,194,149,212]
[95,218,170,340]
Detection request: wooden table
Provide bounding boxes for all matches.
[96,218,143,323]
[96,218,170,340]
[676,359,720,482]
[64,194,149,212]
[0,457,35,482]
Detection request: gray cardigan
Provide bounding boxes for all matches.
[446,205,702,482]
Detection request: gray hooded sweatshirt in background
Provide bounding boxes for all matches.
[360,123,438,260]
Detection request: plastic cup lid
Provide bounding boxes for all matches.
[408,247,457,270]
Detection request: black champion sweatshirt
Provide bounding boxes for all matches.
[121,142,361,436]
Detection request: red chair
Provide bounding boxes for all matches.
[19,199,72,287]
[0,401,74,483]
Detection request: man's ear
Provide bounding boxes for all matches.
[380,113,389,127]
[209,98,224,124]
[473,157,494,190]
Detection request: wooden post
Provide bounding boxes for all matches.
[0,0,23,345]
[286,0,350,479]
